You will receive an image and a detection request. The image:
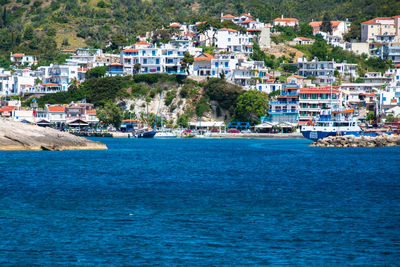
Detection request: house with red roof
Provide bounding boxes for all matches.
[193,53,214,76]
[273,16,299,27]
[45,104,66,128]
[309,20,348,38]
[361,16,400,43]
[220,13,265,30]
[10,53,36,67]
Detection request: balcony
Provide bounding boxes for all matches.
[270,101,298,105]
[268,109,297,113]
[281,92,299,96]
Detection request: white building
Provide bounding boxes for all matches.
[309,21,349,38]
[273,16,299,27]
[361,16,400,43]
[0,68,15,96]
[216,28,254,54]
[10,53,36,67]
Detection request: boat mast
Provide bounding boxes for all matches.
[154,91,163,129]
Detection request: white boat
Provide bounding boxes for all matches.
[154,129,177,138]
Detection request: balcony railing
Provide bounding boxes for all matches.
[268,109,297,113]
[270,101,298,105]
[281,92,299,96]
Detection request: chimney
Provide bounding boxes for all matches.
[281,15,284,19]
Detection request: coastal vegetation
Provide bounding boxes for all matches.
[0,0,399,66]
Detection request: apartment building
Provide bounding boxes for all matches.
[361,16,400,43]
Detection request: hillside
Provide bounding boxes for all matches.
[0,0,399,63]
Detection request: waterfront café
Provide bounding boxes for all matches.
[67,118,89,130]
[189,121,225,132]
[254,121,296,133]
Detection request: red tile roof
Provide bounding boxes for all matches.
[86,110,96,114]
[239,19,257,24]
[123,48,139,53]
[0,106,17,112]
[42,83,60,86]
[309,21,343,29]
[48,106,65,112]
[169,23,181,28]
[61,49,76,53]
[12,53,24,58]
[134,41,150,46]
[361,17,394,24]
[221,14,235,19]
[298,37,313,41]
[273,18,299,22]
[219,28,238,32]
[194,53,214,61]
[78,68,89,72]
[241,13,253,18]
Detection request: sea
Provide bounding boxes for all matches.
[0,138,399,265]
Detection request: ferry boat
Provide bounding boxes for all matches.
[301,109,362,141]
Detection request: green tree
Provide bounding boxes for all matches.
[386,113,395,122]
[233,90,269,125]
[111,33,126,49]
[310,39,328,60]
[24,26,34,40]
[86,66,108,79]
[97,102,123,128]
[181,51,194,75]
[320,13,332,34]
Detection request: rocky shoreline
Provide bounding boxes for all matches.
[310,134,400,147]
[0,119,107,151]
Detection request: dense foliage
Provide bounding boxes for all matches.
[0,0,398,64]
[233,90,269,125]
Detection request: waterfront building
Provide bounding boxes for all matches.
[46,105,66,128]
[379,44,400,64]
[262,83,299,123]
[298,87,341,123]
[297,57,336,85]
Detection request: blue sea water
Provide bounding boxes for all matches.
[0,138,399,265]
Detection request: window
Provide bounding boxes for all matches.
[225,62,228,67]
[156,59,160,64]
[228,38,231,42]
[215,62,219,67]
[152,51,156,56]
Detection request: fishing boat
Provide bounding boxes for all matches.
[301,108,363,141]
[136,128,156,138]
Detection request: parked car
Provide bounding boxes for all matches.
[210,129,220,133]
[228,128,240,133]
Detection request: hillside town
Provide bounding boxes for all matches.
[1,13,400,133]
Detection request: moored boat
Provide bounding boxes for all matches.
[301,109,363,141]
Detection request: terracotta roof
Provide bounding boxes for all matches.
[86,110,96,114]
[298,37,313,41]
[194,53,214,61]
[218,28,238,32]
[221,14,235,19]
[289,74,305,79]
[361,17,395,24]
[241,13,253,18]
[78,68,89,72]
[123,48,139,53]
[109,63,123,66]
[195,21,207,26]
[12,53,24,58]
[239,19,257,24]
[391,99,397,103]
[61,49,76,53]
[309,21,343,29]
[246,29,261,32]
[42,83,60,86]
[394,64,400,68]
[134,41,150,46]
[0,106,16,112]
[274,18,299,22]
[169,23,181,28]
[185,33,195,37]
[48,106,65,112]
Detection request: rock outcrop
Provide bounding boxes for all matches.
[0,119,107,151]
[310,134,400,147]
